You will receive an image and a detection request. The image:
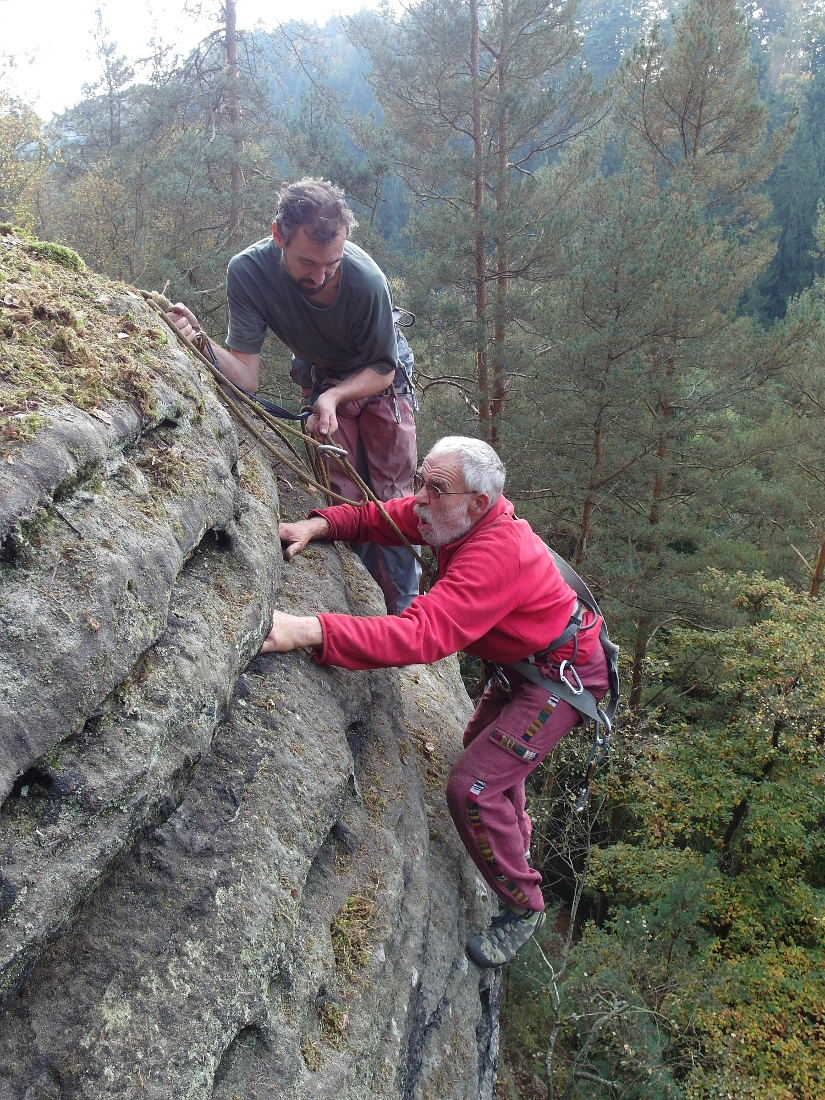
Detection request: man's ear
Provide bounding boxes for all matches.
[272,222,285,248]
[468,492,490,518]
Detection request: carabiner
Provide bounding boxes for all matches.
[595,708,612,736]
[316,444,349,459]
[558,660,584,695]
[493,665,512,692]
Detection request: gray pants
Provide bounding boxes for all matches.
[352,541,421,615]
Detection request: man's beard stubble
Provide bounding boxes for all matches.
[281,254,337,298]
[414,503,473,548]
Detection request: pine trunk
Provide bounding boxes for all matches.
[491,0,509,448]
[629,614,651,709]
[576,421,602,565]
[811,536,825,598]
[470,0,489,436]
[225,0,244,247]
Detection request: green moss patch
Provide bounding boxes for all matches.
[330,874,382,984]
[26,241,85,271]
[1,234,171,445]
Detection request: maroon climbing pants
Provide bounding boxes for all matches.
[446,643,609,912]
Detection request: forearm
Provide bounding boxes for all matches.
[299,515,331,540]
[281,614,323,648]
[308,366,393,439]
[312,498,420,547]
[211,343,261,392]
[326,366,392,404]
[167,303,261,392]
[316,598,455,670]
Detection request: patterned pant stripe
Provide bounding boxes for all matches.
[502,880,530,906]
[489,728,538,761]
[520,697,559,745]
[467,777,529,905]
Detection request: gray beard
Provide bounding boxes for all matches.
[415,504,473,548]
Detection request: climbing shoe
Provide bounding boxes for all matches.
[466,906,546,968]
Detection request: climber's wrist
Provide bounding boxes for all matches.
[261,611,322,653]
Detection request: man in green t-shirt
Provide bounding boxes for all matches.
[167,178,420,614]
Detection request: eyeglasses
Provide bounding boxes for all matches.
[413,472,471,500]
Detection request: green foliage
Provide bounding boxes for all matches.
[493,0,811,717]
[346,0,604,438]
[0,92,47,229]
[750,63,825,321]
[30,19,308,326]
[502,574,825,1098]
[4,5,825,1095]
[691,947,825,1099]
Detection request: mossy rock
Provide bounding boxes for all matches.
[0,233,167,442]
[26,240,85,271]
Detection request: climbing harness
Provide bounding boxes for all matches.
[304,305,419,427]
[489,546,620,813]
[392,307,418,415]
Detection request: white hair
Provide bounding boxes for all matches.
[426,436,506,504]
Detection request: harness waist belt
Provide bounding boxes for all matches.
[506,544,620,731]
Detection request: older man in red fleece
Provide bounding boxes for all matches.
[263,436,609,967]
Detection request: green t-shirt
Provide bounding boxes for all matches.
[225,237,398,380]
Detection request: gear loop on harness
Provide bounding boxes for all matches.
[574,723,611,813]
[493,665,512,692]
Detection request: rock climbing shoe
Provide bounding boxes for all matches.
[466,906,546,968]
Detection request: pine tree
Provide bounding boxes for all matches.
[564,0,793,703]
[751,62,825,320]
[345,0,603,444]
[40,14,294,314]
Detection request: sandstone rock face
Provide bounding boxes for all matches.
[0,233,499,1098]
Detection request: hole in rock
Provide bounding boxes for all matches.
[212,1025,272,1093]
[10,766,57,802]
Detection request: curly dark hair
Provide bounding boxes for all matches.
[274,178,358,245]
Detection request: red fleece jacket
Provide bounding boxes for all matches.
[310,495,602,671]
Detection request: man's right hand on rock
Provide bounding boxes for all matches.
[279,517,330,561]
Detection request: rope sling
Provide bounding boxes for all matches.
[139,290,423,568]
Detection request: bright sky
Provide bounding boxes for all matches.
[1,0,372,119]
